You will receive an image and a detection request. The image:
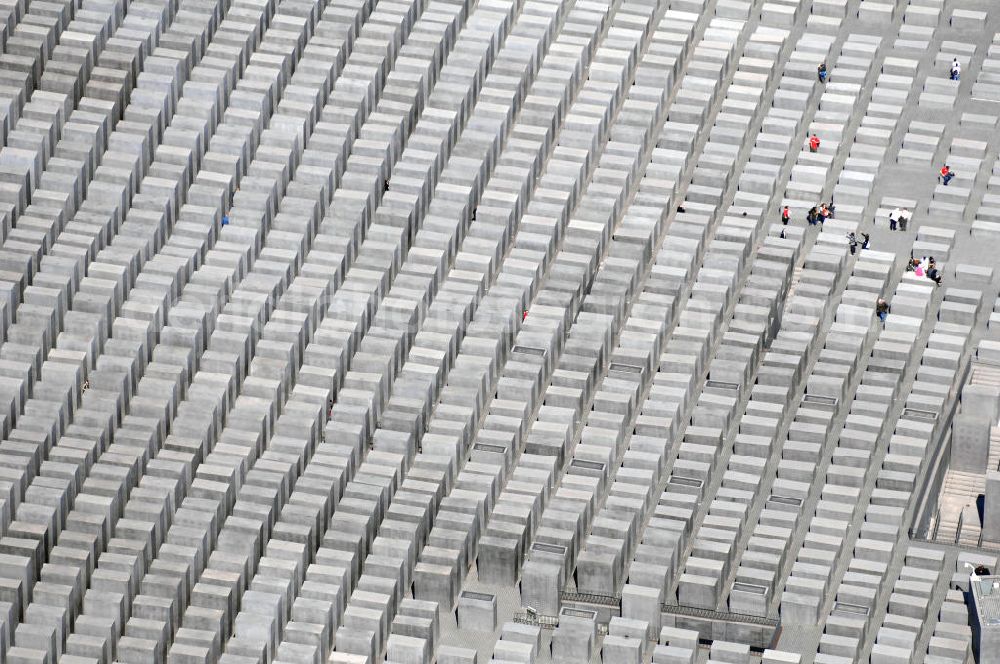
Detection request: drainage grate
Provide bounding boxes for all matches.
[903,407,938,421]
[668,475,704,488]
[732,583,768,596]
[803,394,838,407]
[531,542,567,555]
[570,459,606,471]
[706,380,740,391]
[474,443,507,453]
[833,601,870,617]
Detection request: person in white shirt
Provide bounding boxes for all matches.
[951,58,961,81]
[888,207,900,231]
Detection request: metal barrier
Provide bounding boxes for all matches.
[513,599,780,648]
[512,612,559,629]
[660,603,779,627]
[562,591,622,607]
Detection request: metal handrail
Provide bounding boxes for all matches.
[559,591,780,626]
[910,531,1000,555]
[512,612,559,629]
[660,602,780,627]
[561,591,622,607]
[520,594,781,632]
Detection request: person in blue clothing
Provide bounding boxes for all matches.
[807,206,818,225]
[223,187,236,226]
[927,258,942,285]
[818,62,828,83]
[950,58,961,81]
[876,298,889,325]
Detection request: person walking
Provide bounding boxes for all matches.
[781,205,790,225]
[818,62,828,83]
[888,207,899,231]
[899,208,910,231]
[950,58,961,81]
[876,298,890,324]
[848,232,858,255]
[809,134,821,152]
[861,232,870,250]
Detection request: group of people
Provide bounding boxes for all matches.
[908,256,942,285]
[887,207,911,231]
[805,202,834,225]
[847,231,870,255]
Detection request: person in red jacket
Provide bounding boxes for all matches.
[940,164,954,185]
[809,134,820,152]
[781,205,790,225]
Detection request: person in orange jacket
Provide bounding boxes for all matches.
[819,204,831,224]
